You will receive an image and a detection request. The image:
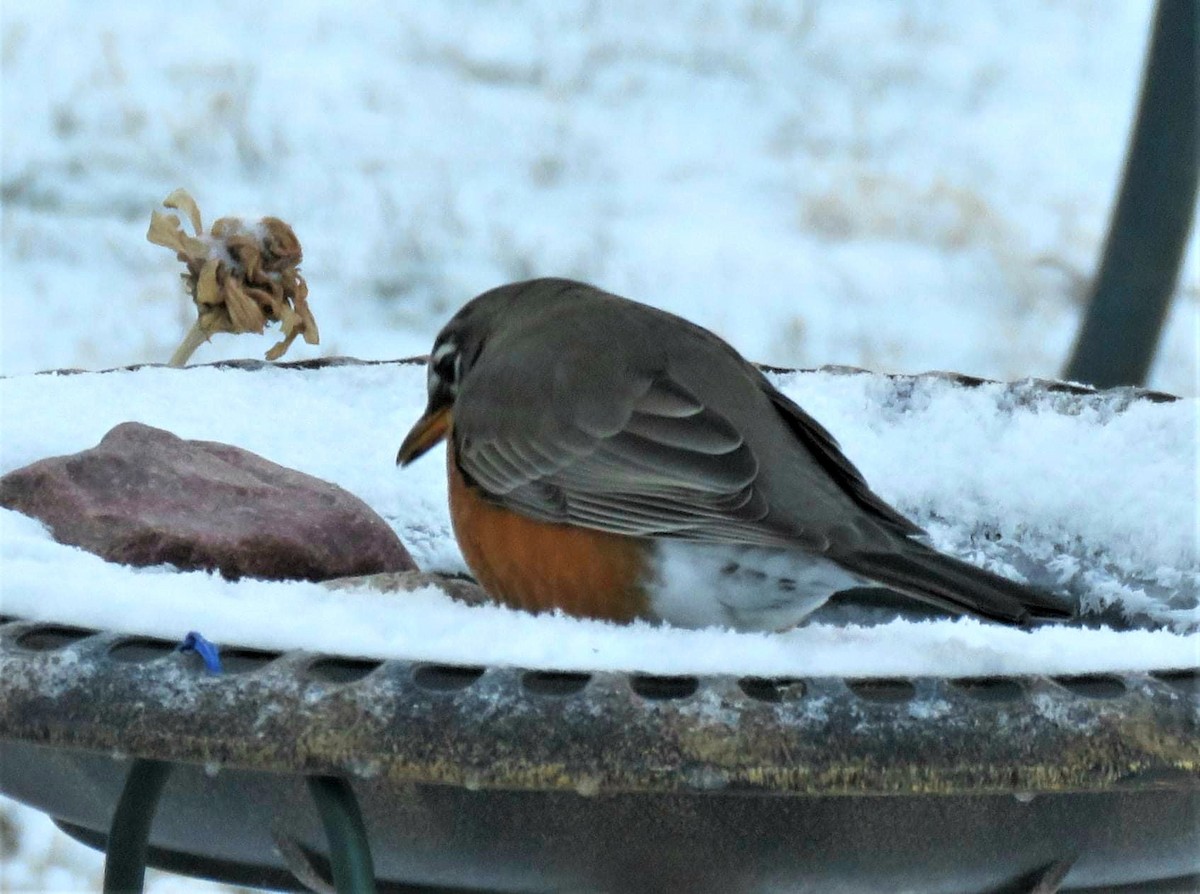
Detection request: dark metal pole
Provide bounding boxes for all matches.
[1063,0,1198,388]
[307,775,378,894]
[102,759,173,894]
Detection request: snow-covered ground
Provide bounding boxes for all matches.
[2,1,1196,891]
[3,1,1196,391]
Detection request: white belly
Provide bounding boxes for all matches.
[645,541,867,631]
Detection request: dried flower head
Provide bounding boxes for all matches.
[148,188,319,366]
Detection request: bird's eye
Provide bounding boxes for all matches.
[429,341,461,395]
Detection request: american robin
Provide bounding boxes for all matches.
[397,278,1070,631]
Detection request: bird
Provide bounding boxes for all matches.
[397,278,1071,631]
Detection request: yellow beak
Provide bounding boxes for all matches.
[396,406,452,466]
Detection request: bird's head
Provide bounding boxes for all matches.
[397,278,588,466]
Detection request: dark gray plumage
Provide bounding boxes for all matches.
[427,277,1071,626]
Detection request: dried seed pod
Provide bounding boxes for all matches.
[147,189,319,366]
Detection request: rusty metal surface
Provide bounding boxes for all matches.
[1,620,1196,796]
[1,619,1198,892]
[2,627,1198,892]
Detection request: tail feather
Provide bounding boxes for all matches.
[837,542,1073,627]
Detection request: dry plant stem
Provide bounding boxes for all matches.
[168,320,210,368]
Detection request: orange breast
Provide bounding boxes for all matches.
[446,437,651,623]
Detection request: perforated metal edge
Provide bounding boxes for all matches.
[1,619,1195,797]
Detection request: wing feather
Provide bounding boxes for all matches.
[621,408,744,454]
[454,372,786,545]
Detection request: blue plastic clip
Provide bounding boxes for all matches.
[178,631,223,674]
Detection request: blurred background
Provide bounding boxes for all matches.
[2,1,1195,393]
[1,1,1196,890]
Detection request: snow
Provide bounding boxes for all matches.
[1,0,1197,890]
[2,1,1196,393]
[2,363,1195,676]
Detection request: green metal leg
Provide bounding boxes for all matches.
[102,759,173,894]
[1064,0,1199,387]
[306,775,378,894]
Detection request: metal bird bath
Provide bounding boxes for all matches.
[1,361,1198,893]
[0,617,1197,894]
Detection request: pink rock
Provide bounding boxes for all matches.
[0,421,416,581]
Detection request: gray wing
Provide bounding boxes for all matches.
[452,367,808,548]
[761,382,924,537]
